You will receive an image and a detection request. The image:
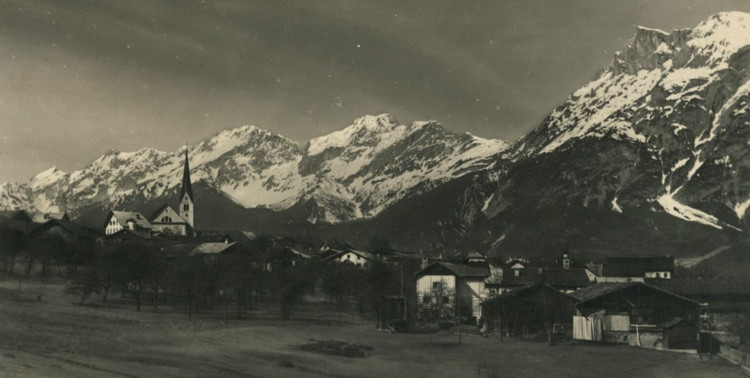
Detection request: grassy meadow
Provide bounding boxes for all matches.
[0,278,743,378]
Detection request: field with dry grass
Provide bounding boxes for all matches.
[0,278,743,377]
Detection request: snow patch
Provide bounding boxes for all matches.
[657,193,723,229]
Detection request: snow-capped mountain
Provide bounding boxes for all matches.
[489,11,750,230]
[0,114,509,224]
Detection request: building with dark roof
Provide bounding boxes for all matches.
[30,218,100,242]
[571,282,700,346]
[602,256,675,281]
[481,284,579,338]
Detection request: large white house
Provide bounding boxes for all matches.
[104,211,152,238]
[415,261,493,323]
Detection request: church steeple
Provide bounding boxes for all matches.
[179,147,194,229]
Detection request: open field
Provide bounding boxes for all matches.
[0,278,743,378]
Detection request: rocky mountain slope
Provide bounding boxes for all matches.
[0,114,509,225]
[440,11,750,257]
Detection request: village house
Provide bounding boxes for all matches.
[31,212,69,223]
[570,282,700,350]
[415,259,494,324]
[486,252,596,295]
[599,256,675,282]
[104,211,152,239]
[189,242,240,264]
[324,248,374,268]
[481,284,579,338]
[30,218,100,244]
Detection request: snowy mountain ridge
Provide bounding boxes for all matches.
[1,114,509,224]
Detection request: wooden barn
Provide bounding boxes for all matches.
[570,282,700,348]
[481,284,578,339]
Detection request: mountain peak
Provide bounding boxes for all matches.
[307,114,406,156]
[353,113,399,129]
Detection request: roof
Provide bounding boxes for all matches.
[31,218,100,239]
[180,149,194,202]
[570,282,700,308]
[286,247,313,259]
[100,228,150,241]
[585,263,604,277]
[161,243,200,258]
[191,242,237,256]
[416,262,490,279]
[31,212,69,223]
[604,256,675,277]
[568,282,637,302]
[223,230,257,244]
[110,211,152,230]
[325,249,375,262]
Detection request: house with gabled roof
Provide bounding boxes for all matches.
[570,282,700,346]
[324,248,374,268]
[104,211,152,239]
[415,261,492,323]
[481,284,579,338]
[30,218,100,242]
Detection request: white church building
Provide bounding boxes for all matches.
[104,149,195,238]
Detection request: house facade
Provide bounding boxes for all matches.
[415,262,491,323]
[104,211,152,238]
[570,282,700,347]
[325,249,373,268]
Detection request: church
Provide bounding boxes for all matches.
[104,149,195,238]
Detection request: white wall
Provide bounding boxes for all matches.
[337,252,368,267]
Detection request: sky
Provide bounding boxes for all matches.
[2,0,750,183]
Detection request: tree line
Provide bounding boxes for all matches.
[0,229,413,326]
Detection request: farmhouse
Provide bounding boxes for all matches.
[104,211,152,238]
[415,261,491,323]
[324,248,374,268]
[481,284,578,338]
[30,218,99,243]
[486,252,595,295]
[570,282,700,348]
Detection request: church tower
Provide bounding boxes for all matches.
[179,148,194,229]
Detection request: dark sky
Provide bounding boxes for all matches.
[2,0,750,182]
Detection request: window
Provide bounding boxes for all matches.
[423,296,432,303]
[183,204,189,211]
[433,282,443,290]
[161,216,172,222]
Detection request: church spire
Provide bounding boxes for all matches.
[179,146,194,229]
[179,147,193,202]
